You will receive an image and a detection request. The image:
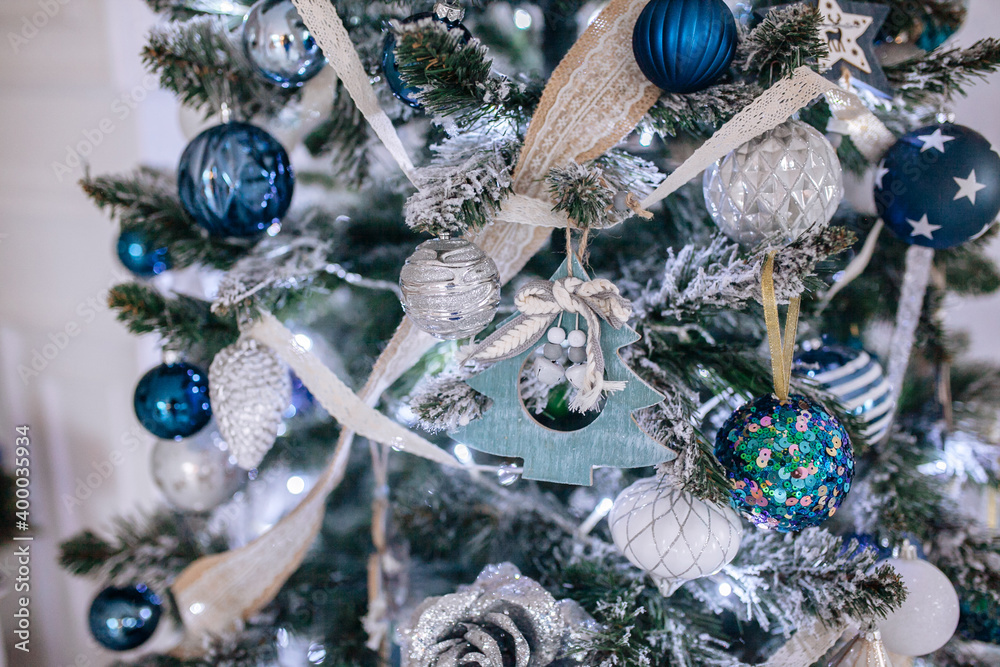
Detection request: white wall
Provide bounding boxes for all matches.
[0,0,996,664]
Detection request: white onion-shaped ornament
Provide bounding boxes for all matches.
[829,629,895,667]
[608,476,743,596]
[877,546,960,656]
[151,427,244,512]
[209,337,292,469]
[399,236,501,340]
[703,119,843,246]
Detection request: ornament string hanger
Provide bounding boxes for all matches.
[761,251,801,402]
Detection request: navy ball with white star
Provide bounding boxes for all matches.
[874,123,1000,249]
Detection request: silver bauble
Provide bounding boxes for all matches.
[242,0,326,88]
[703,119,843,246]
[210,337,292,469]
[399,237,501,340]
[151,428,244,512]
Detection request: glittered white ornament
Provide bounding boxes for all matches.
[877,545,960,657]
[399,237,501,340]
[209,337,292,469]
[703,119,844,246]
[608,476,743,596]
[151,428,244,512]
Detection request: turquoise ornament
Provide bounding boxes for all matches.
[88,584,162,651]
[632,0,737,94]
[714,394,855,532]
[452,258,672,486]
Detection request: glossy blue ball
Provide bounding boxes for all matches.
[134,362,212,439]
[632,0,737,94]
[243,0,325,88]
[88,584,162,651]
[116,229,171,277]
[178,122,294,239]
[382,13,472,108]
[874,123,1000,249]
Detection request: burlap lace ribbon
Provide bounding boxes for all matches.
[463,277,632,412]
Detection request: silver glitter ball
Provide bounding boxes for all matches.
[399,237,501,340]
[151,427,244,512]
[209,337,292,469]
[703,120,843,246]
[242,0,326,88]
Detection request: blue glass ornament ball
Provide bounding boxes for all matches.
[178,122,294,239]
[133,362,212,439]
[632,0,737,94]
[382,13,472,108]
[88,584,162,651]
[243,0,326,88]
[874,123,1000,249]
[714,394,855,532]
[116,229,171,277]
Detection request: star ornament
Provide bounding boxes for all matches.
[814,0,891,96]
[954,170,987,205]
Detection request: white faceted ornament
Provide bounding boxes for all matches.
[209,337,292,469]
[608,476,743,596]
[151,428,244,512]
[399,237,501,340]
[703,119,844,246]
[877,552,960,657]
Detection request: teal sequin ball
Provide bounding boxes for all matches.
[714,394,854,532]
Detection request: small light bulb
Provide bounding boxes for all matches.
[454,443,472,464]
[287,475,305,494]
[718,582,732,597]
[639,131,654,147]
[514,8,532,29]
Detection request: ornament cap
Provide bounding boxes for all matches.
[898,540,919,560]
[433,1,465,22]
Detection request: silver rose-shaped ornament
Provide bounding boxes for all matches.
[400,563,592,667]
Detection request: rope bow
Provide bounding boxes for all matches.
[462,276,632,412]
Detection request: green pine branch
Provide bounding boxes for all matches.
[738,4,828,87]
[547,162,615,231]
[107,282,239,359]
[645,83,762,139]
[81,168,248,270]
[886,38,1000,104]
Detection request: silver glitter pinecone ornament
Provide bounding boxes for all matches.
[151,427,244,512]
[399,236,501,340]
[401,563,593,666]
[703,119,843,246]
[609,476,742,596]
[209,337,292,469]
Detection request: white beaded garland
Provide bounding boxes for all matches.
[543,343,565,361]
[567,346,587,364]
[609,476,743,596]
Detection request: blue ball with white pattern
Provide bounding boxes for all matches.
[116,228,170,277]
[874,123,1000,249]
[794,344,893,443]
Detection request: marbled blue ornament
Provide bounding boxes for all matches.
[242,0,325,88]
[88,584,162,651]
[794,344,893,443]
[714,394,855,532]
[383,12,472,108]
[874,123,1000,249]
[632,0,737,94]
[178,122,294,239]
[116,228,170,277]
[134,362,212,439]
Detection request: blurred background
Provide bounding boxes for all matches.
[0,0,997,664]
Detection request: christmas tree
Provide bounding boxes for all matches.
[58,0,1000,664]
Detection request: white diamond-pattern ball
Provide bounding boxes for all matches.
[209,337,292,470]
[877,557,959,656]
[399,237,501,340]
[703,119,844,246]
[608,476,743,596]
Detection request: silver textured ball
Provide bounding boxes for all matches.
[242,0,326,88]
[399,237,501,340]
[703,120,843,246]
[609,476,742,596]
[151,428,244,512]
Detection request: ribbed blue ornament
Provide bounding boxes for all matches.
[88,584,162,651]
[116,228,170,277]
[794,344,894,443]
[382,13,472,108]
[632,0,737,94]
[133,362,212,439]
[178,122,294,239]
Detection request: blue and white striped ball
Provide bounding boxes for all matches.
[794,345,893,443]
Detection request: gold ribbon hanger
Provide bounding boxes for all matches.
[761,251,801,402]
